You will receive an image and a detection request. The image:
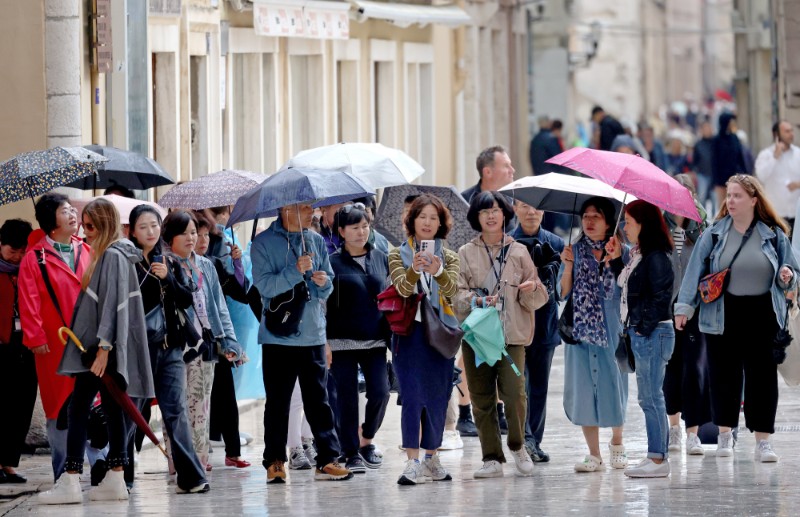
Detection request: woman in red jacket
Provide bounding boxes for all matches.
[18,193,91,481]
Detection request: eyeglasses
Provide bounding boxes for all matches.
[58,206,77,217]
[340,202,366,215]
[479,207,503,218]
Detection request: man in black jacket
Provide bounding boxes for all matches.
[591,106,625,151]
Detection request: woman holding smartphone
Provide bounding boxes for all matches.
[388,194,460,486]
[129,205,210,494]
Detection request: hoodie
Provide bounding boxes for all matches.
[713,112,748,186]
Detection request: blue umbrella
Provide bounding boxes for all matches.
[227,167,374,227]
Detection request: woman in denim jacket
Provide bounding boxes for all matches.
[675,175,798,461]
[608,200,675,478]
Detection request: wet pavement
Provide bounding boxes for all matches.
[3,350,800,516]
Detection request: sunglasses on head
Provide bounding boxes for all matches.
[340,202,366,215]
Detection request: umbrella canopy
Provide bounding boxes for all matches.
[281,142,425,189]
[499,173,634,215]
[70,194,167,225]
[0,146,107,207]
[158,169,269,210]
[65,145,174,190]
[228,167,374,227]
[373,184,477,251]
[460,307,521,376]
[546,147,701,222]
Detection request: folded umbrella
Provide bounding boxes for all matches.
[281,142,425,189]
[66,145,174,190]
[546,147,701,222]
[460,307,521,376]
[58,327,169,459]
[158,169,269,210]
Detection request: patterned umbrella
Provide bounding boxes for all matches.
[0,146,107,207]
[373,184,477,251]
[158,169,269,210]
[66,145,175,190]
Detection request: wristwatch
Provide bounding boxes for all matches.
[98,343,113,352]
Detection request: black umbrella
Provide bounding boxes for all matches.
[65,145,174,190]
[374,184,477,251]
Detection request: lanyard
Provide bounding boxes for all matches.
[482,236,508,293]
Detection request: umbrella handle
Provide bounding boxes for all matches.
[58,327,87,353]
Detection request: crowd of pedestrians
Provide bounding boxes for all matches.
[0,107,798,503]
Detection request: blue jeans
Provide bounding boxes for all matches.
[629,322,675,460]
[45,418,67,481]
[150,345,207,491]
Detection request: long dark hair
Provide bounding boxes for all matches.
[625,200,673,255]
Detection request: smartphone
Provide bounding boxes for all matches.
[420,240,435,261]
[153,255,163,263]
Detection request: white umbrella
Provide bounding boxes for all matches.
[280,142,425,189]
[71,194,167,225]
[499,173,634,215]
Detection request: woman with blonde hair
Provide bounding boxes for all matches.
[675,174,799,461]
[39,198,155,504]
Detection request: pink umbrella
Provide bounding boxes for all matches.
[546,147,702,222]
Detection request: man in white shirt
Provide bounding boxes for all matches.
[755,120,800,229]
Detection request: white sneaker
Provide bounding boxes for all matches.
[754,440,779,462]
[474,460,504,479]
[422,454,452,481]
[289,446,312,470]
[510,447,534,476]
[88,469,129,501]
[301,437,317,466]
[668,425,683,452]
[624,458,670,478]
[439,430,464,451]
[38,472,82,505]
[608,442,628,469]
[397,459,428,485]
[716,431,735,457]
[240,432,254,445]
[209,438,224,448]
[686,433,705,455]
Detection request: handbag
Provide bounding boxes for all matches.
[773,299,794,364]
[177,306,207,363]
[616,329,635,374]
[145,304,167,346]
[263,281,310,337]
[698,222,754,303]
[420,295,464,359]
[558,296,579,345]
[377,284,422,336]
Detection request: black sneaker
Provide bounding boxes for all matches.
[90,459,107,487]
[345,455,367,474]
[533,444,550,463]
[359,445,383,469]
[456,416,478,437]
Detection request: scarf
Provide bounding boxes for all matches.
[617,246,642,324]
[572,235,616,347]
[0,257,18,275]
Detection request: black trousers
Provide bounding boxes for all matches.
[329,347,390,458]
[209,359,241,458]
[0,334,37,468]
[262,344,341,467]
[662,314,712,428]
[705,293,779,433]
[524,344,556,446]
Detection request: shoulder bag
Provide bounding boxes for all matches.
[420,294,463,359]
[263,234,311,337]
[698,222,754,303]
[377,284,422,336]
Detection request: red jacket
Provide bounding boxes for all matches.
[18,234,91,419]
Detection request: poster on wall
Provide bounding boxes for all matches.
[254,2,349,40]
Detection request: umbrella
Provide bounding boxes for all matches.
[499,173,634,215]
[546,147,701,222]
[373,184,477,251]
[158,169,269,210]
[0,146,107,207]
[281,142,425,189]
[57,327,169,459]
[65,145,175,190]
[460,307,521,376]
[70,194,168,224]
[227,167,374,227]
